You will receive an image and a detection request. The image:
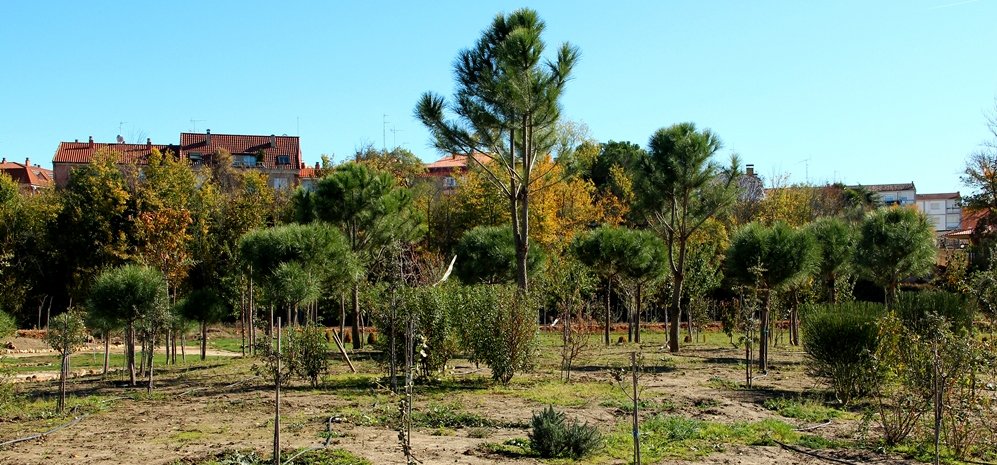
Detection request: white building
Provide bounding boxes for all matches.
[915,192,961,232]
[854,182,916,206]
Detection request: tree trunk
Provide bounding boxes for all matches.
[604,278,612,345]
[200,321,207,361]
[759,291,770,373]
[102,332,110,377]
[147,333,155,394]
[58,351,68,413]
[668,271,684,353]
[127,322,136,386]
[180,332,186,363]
[273,318,282,464]
[351,283,362,350]
[339,293,346,344]
[635,283,642,344]
[789,304,800,346]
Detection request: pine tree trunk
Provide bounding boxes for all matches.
[668,272,684,353]
[200,321,207,361]
[604,278,612,345]
[635,283,642,344]
[351,283,361,350]
[102,332,110,377]
[127,322,136,386]
[147,333,155,394]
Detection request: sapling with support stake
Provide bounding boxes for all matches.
[612,351,645,465]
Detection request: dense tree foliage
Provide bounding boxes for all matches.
[854,207,936,305]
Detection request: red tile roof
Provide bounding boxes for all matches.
[848,182,916,192]
[0,159,54,188]
[53,141,173,164]
[179,132,301,169]
[425,152,491,172]
[916,192,960,201]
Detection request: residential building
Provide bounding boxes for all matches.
[424,152,490,189]
[850,182,916,206]
[179,130,302,190]
[0,157,54,192]
[52,137,172,187]
[915,192,961,233]
[52,130,305,190]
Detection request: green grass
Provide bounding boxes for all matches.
[0,352,227,374]
[762,397,844,423]
[706,376,743,390]
[600,414,831,463]
[0,393,115,422]
[178,448,371,465]
[496,380,626,408]
[412,401,495,428]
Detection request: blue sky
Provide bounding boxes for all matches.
[1,1,995,193]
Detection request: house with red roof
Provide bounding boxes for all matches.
[0,157,54,192]
[424,152,491,189]
[52,130,305,190]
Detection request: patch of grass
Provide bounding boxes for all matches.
[179,448,371,464]
[0,393,114,422]
[763,397,843,423]
[480,438,534,458]
[706,376,742,391]
[694,398,722,412]
[467,427,494,438]
[601,414,810,462]
[412,401,494,428]
[498,380,625,408]
[171,430,207,443]
[599,397,676,415]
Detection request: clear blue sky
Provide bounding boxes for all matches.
[2,1,995,194]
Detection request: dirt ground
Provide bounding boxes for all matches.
[0,330,915,465]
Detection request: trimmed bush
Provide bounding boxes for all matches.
[529,406,601,459]
[802,302,883,404]
[456,285,538,384]
[894,291,973,336]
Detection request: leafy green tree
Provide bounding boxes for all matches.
[453,225,543,284]
[572,226,666,344]
[726,222,817,371]
[353,144,427,187]
[806,217,856,303]
[177,288,230,361]
[87,265,167,386]
[456,285,539,384]
[53,149,133,300]
[634,123,741,352]
[416,8,579,292]
[853,208,936,306]
[44,311,88,413]
[311,163,423,348]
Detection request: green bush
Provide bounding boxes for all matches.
[456,285,539,384]
[894,291,973,336]
[372,285,460,376]
[528,406,601,459]
[0,310,14,339]
[802,302,883,404]
[287,325,330,387]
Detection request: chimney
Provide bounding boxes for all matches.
[746,164,755,177]
[315,162,319,169]
[25,157,30,167]
[88,136,94,147]
[205,129,211,145]
[146,138,152,149]
[1,157,5,164]
[74,139,79,143]
[270,134,277,148]
[300,162,305,169]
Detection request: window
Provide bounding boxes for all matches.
[277,155,290,166]
[270,177,289,190]
[443,176,457,188]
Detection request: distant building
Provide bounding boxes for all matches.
[915,192,961,233]
[738,163,765,202]
[52,137,173,187]
[0,157,54,192]
[850,182,916,206]
[52,130,305,190]
[424,152,491,189]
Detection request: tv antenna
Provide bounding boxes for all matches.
[118,121,128,135]
[390,126,404,149]
[797,158,811,184]
[190,119,206,132]
[382,114,390,152]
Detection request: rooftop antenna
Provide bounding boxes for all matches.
[382,114,390,152]
[390,126,404,149]
[118,121,128,135]
[190,119,206,132]
[797,158,811,184]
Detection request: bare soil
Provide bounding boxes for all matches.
[0,331,914,465]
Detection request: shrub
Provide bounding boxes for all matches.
[287,325,330,387]
[0,310,14,339]
[456,285,538,384]
[529,406,601,459]
[894,290,973,336]
[802,302,883,404]
[372,285,460,376]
